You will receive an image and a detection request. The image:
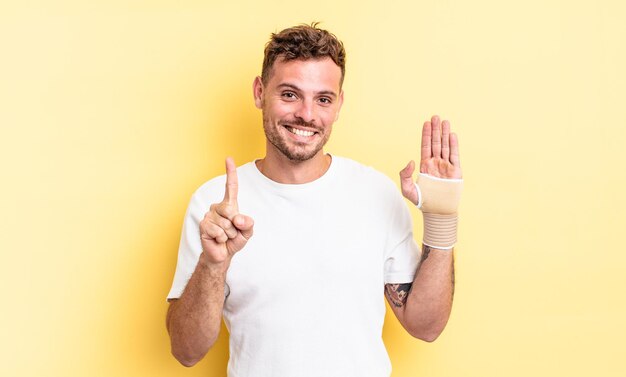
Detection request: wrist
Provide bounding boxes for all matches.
[415,174,462,250]
[422,212,458,250]
[198,252,231,277]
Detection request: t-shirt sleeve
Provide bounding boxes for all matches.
[166,180,223,300]
[383,186,421,284]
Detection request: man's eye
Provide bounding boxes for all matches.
[319,97,332,104]
[282,92,296,99]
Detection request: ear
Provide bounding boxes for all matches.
[334,90,345,122]
[252,76,264,109]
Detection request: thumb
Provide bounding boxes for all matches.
[399,160,415,180]
[399,160,418,205]
[233,214,254,240]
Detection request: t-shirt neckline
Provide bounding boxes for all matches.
[250,154,339,192]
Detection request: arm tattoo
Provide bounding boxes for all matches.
[385,283,412,308]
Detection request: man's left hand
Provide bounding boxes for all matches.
[400,115,462,205]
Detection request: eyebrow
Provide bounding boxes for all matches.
[277,83,338,98]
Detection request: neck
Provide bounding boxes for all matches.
[256,149,331,184]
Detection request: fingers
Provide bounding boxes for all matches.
[421,121,432,161]
[224,157,238,204]
[441,119,450,161]
[450,132,461,167]
[201,202,237,238]
[201,221,229,244]
[202,207,255,250]
[212,202,238,221]
[214,214,239,239]
[233,214,254,240]
[431,115,442,158]
[201,158,255,257]
[223,214,254,255]
[423,115,456,162]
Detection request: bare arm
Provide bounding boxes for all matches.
[385,244,454,342]
[166,258,229,366]
[166,158,254,367]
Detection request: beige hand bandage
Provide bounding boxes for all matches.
[415,174,463,250]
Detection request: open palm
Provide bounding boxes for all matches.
[400,115,462,205]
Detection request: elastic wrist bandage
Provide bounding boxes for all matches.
[415,173,463,250]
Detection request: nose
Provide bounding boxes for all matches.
[293,99,315,124]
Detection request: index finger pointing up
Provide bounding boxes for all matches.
[224,157,238,203]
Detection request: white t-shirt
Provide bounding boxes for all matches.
[168,156,420,377]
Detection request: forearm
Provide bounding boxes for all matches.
[394,115,461,341]
[403,245,454,341]
[166,254,229,367]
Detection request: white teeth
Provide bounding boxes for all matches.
[288,127,315,137]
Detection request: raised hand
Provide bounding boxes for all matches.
[199,157,254,266]
[400,115,462,205]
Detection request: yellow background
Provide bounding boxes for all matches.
[1,1,625,376]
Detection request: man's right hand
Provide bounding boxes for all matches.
[199,157,254,267]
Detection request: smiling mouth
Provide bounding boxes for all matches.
[284,125,316,137]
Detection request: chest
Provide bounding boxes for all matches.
[224,188,388,310]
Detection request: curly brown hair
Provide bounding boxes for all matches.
[261,22,346,86]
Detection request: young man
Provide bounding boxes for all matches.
[166,23,462,376]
